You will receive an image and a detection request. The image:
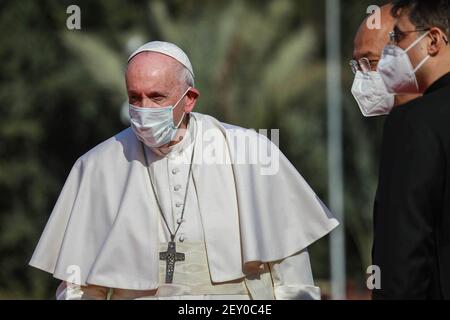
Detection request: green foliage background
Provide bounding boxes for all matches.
[0,0,387,298]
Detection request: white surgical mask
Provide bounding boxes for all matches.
[129,87,190,148]
[351,71,395,117]
[378,31,430,94]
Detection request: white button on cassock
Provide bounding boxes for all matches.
[154,118,205,245]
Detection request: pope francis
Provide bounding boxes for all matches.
[29,41,339,300]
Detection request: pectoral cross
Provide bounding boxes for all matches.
[159,241,185,283]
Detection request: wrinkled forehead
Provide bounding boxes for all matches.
[353,13,396,60]
[125,52,183,91]
[353,4,399,59]
[126,52,183,80]
[126,51,182,75]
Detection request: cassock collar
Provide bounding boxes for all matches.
[424,71,450,95]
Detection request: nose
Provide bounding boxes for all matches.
[141,97,155,108]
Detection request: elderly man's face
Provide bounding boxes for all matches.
[125,52,198,130]
[353,6,395,73]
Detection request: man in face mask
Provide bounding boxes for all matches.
[372,0,450,299]
[351,3,419,117]
[126,47,199,154]
[28,41,338,300]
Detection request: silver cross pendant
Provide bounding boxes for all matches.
[159,241,185,283]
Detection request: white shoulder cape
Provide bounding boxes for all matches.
[29,112,339,290]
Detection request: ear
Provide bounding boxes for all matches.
[427,27,447,56]
[184,87,200,113]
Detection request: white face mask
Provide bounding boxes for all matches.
[129,87,190,148]
[378,31,430,94]
[351,71,395,117]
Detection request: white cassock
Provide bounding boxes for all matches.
[29,112,339,300]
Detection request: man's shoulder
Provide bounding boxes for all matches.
[198,113,260,133]
[220,120,270,145]
[384,90,450,151]
[77,127,135,165]
[194,112,257,136]
[387,91,449,135]
[390,87,450,121]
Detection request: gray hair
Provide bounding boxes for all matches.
[178,64,195,88]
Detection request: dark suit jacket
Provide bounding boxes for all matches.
[372,72,450,300]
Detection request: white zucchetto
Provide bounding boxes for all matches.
[128,41,195,78]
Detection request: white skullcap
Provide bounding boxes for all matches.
[127,41,195,78]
